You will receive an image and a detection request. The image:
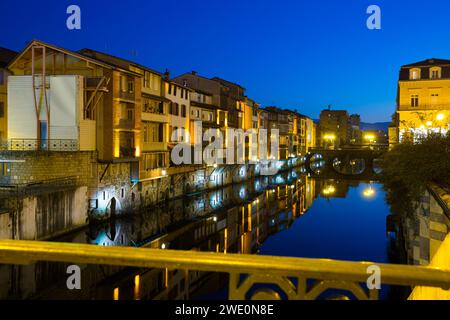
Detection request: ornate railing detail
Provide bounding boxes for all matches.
[0,139,79,151]
[0,240,449,300]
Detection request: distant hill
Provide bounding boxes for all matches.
[360,122,390,133]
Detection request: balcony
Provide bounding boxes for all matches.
[398,104,450,111]
[0,139,79,152]
[120,146,136,158]
[119,90,135,102]
[143,102,165,115]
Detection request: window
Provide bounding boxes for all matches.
[173,85,177,97]
[0,71,3,85]
[127,109,134,121]
[127,81,134,93]
[168,84,172,95]
[430,67,441,79]
[181,105,186,117]
[0,102,4,118]
[410,69,420,80]
[411,94,419,107]
[144,72,150,88]
[172,126,178,141]
[143,122,164,143]
[143,153,167,170]
[170,102,179,115]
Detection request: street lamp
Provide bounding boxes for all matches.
[436,113,446,135]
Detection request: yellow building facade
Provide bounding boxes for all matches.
[393,59,450,144]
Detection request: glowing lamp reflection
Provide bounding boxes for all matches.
[363,187,376,198]
[322,185,336,195]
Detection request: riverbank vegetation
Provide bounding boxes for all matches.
[381,133,450,216]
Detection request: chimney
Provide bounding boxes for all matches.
[164,69,170,80]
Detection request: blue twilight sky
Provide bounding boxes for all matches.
[2,0,450,122]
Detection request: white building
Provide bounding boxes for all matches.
[7,75,95,151]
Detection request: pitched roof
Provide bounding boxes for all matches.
[402,58,450,68]
[7,39,139,76]
[0,47,18,68]
[79,48,162,75]
[211,76,246,90]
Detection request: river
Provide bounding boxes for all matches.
[0,166,407,300]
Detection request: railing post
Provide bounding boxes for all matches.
[228,272,240,300]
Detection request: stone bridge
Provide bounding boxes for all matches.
[305,147,387,180]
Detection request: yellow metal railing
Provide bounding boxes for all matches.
[409,233,450,300]
[1,240,450,300]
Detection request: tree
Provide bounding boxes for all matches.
[381,133,450,216]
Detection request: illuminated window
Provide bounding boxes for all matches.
[410,68,421,80]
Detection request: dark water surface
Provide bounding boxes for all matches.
[1,167,402,300]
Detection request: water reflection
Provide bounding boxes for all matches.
[0,166,398,300]
[332,157,366,175]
